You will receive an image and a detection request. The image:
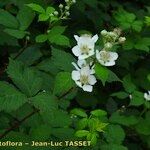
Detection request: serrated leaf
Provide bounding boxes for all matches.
[0,81,27,112]
[123,75,136,93]
[7,59,43,97]
[38,13,49,21]
[110,112,139,126]
[49,26,66,35]
[111,91,129,99]
[17,6,35,31]
[51,48,75,72]
[53,72,75,96]
[130,91,145,106]
[36,34,48,43]
[43,109,71,127]
[48,34,70,46]
[27,3,45,13]
[16,45,43,66]
[91,109,107,117]
[71,108,87,118]
[132,20,143,32]
[4,28,28,39]
[95,63,109,86]
[104,124,125,144]
[77,118,88,129]
[31,92,58,112]
[75,130,89,137]
[0,9,19,29]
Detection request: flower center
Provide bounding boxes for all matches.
[80,75,89,85]
[100,51,111,62]
[80,45,91,55]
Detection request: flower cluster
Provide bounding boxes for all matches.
[59,0,76,19]
[71,29,126,92]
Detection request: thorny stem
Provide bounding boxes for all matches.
[0,87,75,139]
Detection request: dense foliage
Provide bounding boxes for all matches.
[0,0,150,149]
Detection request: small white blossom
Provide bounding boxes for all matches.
[72,60,97,92]
[72,34,98,60]
[96,50,118,66]
[104,42,113,49]
[144,91,150,101]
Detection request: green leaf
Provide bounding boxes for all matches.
[51,128,75,139]
[49,26,66,35]
[107,70,121,83]
[30,125,51,140]
[7,59,43,97]
[46,7,55,15]
[27,3,45,13]
[104,124,125,144]
[95,63,109,86]
[132,20,143,32]
[4,28,28,39]
[71,108,87,118]
[31,92,58,112]
[53,72,75,96]
[36,34,48,43]
[87,132,97,145]
[110,112,139,126]
[51,48,75,72]
[16,45,43,66]
[123,75,136,93]
[0,9,19,29]
[17,6,35,31]
[75,130,89,137]
[43,109,71,127]
[114,9,136,30]
[130,91,145,106]
[38,13,49,21]
[134,38,150,52]
[111,91,129,99]
[0,81,27,112]
[91,109,107,117]
[77,118,88,129]
[48,34,70,46]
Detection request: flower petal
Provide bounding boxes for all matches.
[74,35,79,42]
[88,75,97,85]
[75,81,82,88]
[92,34,98,43]
[77,59,87,68]
[72,45,81,57]
[72,62,80,70]
[72,71,80,81]
[82,85,93,92]
[80,66,90,75]
[109,52,118,60]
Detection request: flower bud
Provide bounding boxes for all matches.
[53,11,59,16]
[104,42,113,49]
[65,0,69,2]
[59,4,63,9]
[109,32,117,38]
[113,28,122,36]
[65,6,70,10]
[119,37,126,43]
[101,30,107,36]
[65,11,70,16]
[72,0,76,3]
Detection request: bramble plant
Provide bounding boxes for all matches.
[0,0,150,150]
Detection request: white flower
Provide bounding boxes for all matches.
[144,91,150,101]
[71,60,97,92]
[96,50,118,66]
[119,37,126,43]
[72,34,98,60]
